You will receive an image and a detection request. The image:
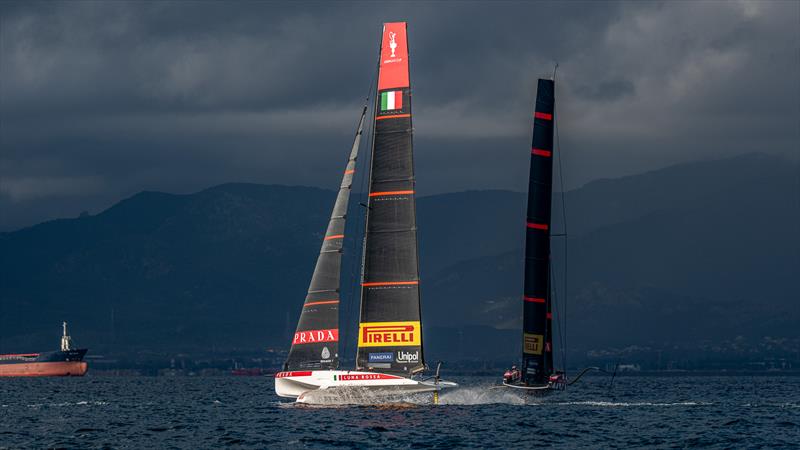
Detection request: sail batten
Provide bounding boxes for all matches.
[522,79,556,384]
[283,106,368,371]
[355,22,425,375]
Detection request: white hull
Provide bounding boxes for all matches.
[501,378,566,393]
[275,370,456,404]
[502,381,556,391]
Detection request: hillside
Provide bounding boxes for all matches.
[1,153,796,364]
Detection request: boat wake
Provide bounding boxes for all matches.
[23,400,109,409]
[437,386,528,405]
[554,401,712,407]
[279,384,551,406]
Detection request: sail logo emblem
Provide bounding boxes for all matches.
[523,333,544,355]
[293,328,338,345]
[358,321,421,347]
[380,90,402,111]
[396,350,419,363]
[334,373,401,381]
[388,31,397,57]
[382,29,403,65]
[368,352,393,363]
[321,347,331,359]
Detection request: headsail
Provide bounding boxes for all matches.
[284,106,368,371]
[356,22,425,375]
[522,79,556,384]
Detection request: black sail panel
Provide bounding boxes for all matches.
[522,79,555,384]
[356,22,425,375]
[283,106,367,371]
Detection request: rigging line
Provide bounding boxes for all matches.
[345,65,379,367]
[341,63,379,367]
[566,366,601,386]
[352,34,383,370]
[404,23,427,371]
[608,358,620,394]
[553,65,569,378]
[549,262,566,375]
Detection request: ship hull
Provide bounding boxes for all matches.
[0,361,88,377]
[0,349,88,377]
[275,370,456,404]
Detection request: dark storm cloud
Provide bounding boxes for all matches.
[1,1,798,230]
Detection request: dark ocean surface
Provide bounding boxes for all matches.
[1,375,798,448]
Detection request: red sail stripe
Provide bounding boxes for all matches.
[534,112,552,120]
[304,300,340,307]
[362,281,419,287]
[344,169,355,175]
[369,190,414,197]
[526,222,549,230]
[532,148,552,157]
[524,296,546,303]
[376,113,411,120]
[323,234,344,241]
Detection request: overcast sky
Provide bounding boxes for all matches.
[1,1,798,231]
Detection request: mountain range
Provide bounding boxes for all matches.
[1,153,797,366]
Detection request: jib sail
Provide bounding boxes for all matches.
[355,22,425,375]
[283,106,367,371]
[522,79,556,384]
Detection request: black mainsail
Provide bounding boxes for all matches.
[355,22,425,375]
[522,79,556,384]
[283,106,367,371]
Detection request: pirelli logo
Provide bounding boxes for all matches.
[523,333,544,355]
[358,321,421,347]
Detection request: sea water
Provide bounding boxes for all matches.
[1,375,798,448]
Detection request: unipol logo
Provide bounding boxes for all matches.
[293,328,338,345]
[388,31,397,57]
[396,350,419,363]
[358,321,421,347]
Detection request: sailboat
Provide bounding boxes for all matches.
[501,77,567,392]
[275,22,456,404]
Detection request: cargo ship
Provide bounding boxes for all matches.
[0,322,88,377]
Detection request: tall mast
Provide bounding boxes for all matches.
[283,106,368,371]
[355,22,425,375]
[522,79,556,384]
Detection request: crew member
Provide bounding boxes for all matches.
[503,365,521,384]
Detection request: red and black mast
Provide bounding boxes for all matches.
[522,79,555,385]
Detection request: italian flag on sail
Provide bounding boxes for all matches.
[380,90,403,111]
